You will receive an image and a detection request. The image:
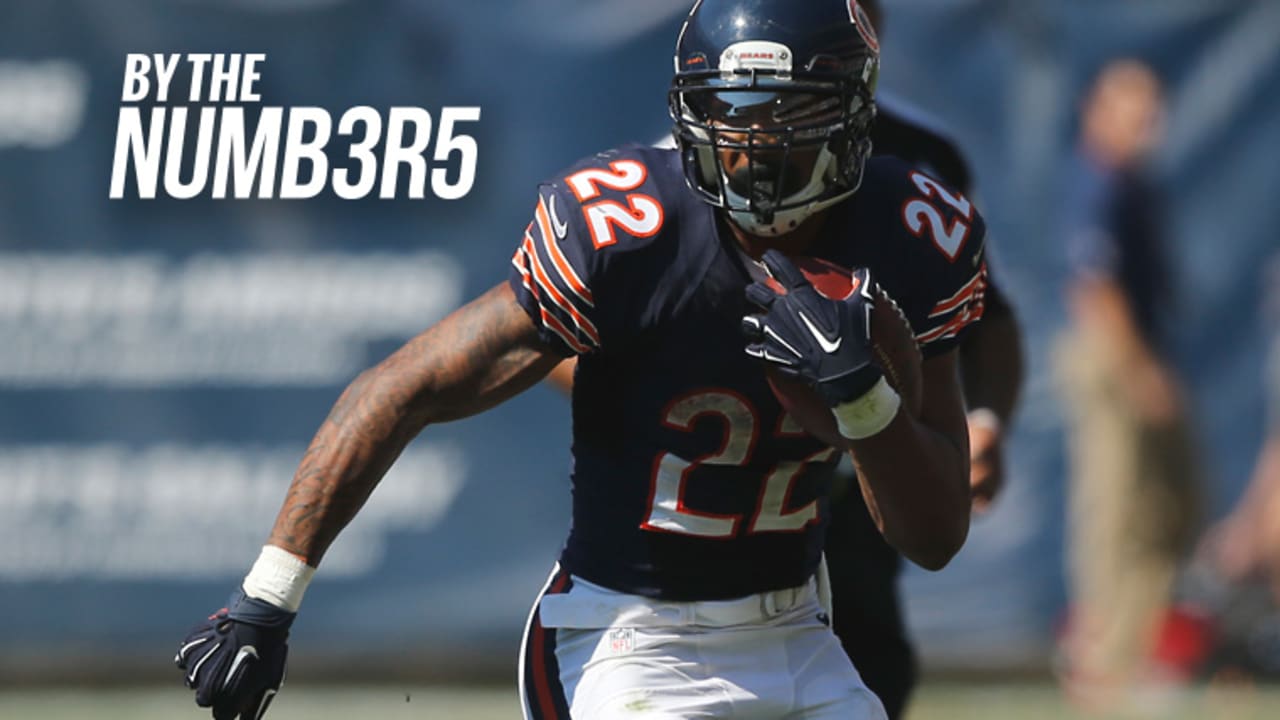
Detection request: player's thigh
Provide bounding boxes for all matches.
[787,622,888,720]
[554,626,727,719]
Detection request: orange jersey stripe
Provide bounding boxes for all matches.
[929,264,987,317]
[917,300,985,344]
[522,235,602,348]
[514,245,587,353]
[511,249,535,294]
[534,197,595,307]
[540,304,591,354]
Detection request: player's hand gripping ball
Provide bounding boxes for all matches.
[743,250,922,447]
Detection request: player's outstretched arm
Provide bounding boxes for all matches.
[175,281,563,720]
[269,281,563,564]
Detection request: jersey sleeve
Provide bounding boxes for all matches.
[911,245,987,357]
[507,147,679,356]
[508,181,607,356]
[889,166,989,358]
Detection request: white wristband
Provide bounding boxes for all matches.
[966,407,1004,436]
[242,545,316,613]
[833,376,902,440]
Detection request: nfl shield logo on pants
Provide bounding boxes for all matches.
[607,628,636,655]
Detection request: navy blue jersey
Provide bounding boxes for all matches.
[509,145,986,601]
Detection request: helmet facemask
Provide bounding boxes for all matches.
[671,77,876,236]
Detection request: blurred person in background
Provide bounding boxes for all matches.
[545,3,1025,718]
[1055,58,1203,707]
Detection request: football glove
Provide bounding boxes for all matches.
[176,587,294,720]
[743,249,884,407]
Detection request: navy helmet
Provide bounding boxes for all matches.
[669,0,881,236]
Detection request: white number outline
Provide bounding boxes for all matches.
[565,160,665,250]
[583,196,664,249]
[641,389,835,538]
[902,170,973,261]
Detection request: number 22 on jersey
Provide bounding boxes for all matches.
[642,390,837,539]
[902,170,973,261]
[566,160,665,249]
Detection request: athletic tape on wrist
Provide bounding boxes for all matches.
[833,377,901,440]
[242,545,315,613]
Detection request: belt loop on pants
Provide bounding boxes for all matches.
[761,587,785,617]
[761,591,778,618]
[686,579,814,626]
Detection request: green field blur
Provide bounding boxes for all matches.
[4,681,1280,720]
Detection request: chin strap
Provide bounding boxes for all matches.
[728,186,858,237]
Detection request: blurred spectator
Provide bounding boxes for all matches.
[1054,59,1203,705]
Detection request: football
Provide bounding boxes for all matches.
[763,256,923,447]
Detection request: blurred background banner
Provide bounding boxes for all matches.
[1,0,1278,682]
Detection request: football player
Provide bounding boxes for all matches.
[176,2,987,718]
[545,2,1026,716]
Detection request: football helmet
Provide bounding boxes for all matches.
[669,0,880,236]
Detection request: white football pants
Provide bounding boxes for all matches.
[519,565,886,719]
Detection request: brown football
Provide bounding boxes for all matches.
[763,256,923,447]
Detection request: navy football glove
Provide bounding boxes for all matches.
[176,588,294,720]
[743,249,884,407]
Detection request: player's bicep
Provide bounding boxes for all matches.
[387,282,564,425]
[917,349,970,462]
[545,357,577,396]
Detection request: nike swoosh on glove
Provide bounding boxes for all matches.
[176,588,294,720]
[742,249,884,407]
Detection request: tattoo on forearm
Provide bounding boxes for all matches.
[267,284,551,564]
